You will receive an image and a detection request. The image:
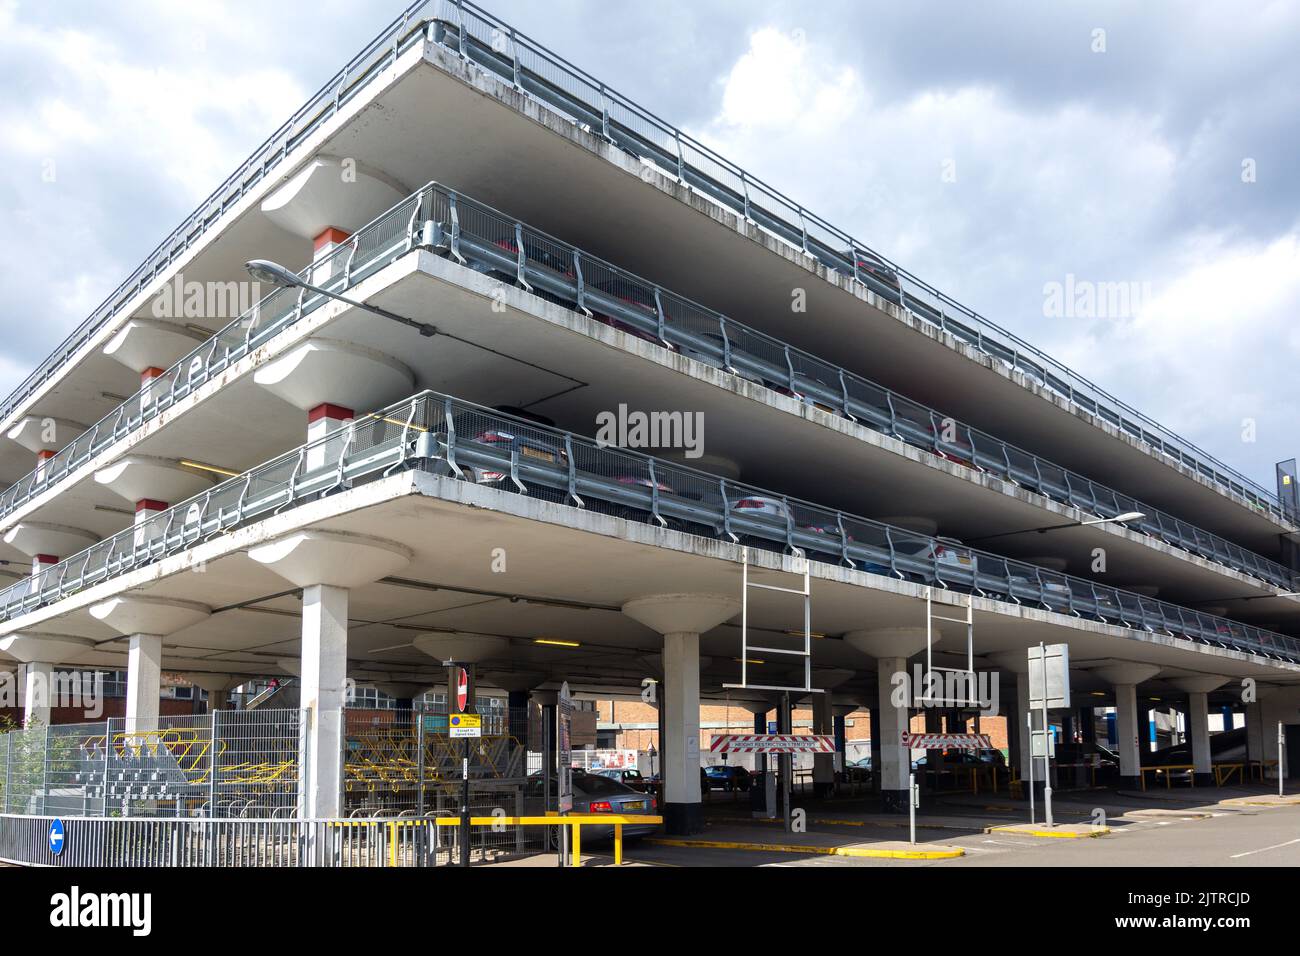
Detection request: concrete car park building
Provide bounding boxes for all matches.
[2,0,1299,861]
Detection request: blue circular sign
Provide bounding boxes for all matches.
[48,818,65,856]
[450,715,462,726]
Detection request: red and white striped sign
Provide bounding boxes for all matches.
[710,734,836,754]
[902,732,993,750]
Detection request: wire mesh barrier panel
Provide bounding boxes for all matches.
[345,705,543,862]
[0,711,301,819]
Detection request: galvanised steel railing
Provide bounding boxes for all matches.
[6,181,1295,595]
[0,813,447,867]
[426,0,1293,523]
[1,390,1296,665]
[7,0,1287,529]
[0,185,431,517]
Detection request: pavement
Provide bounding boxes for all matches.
[576,782,1300,867]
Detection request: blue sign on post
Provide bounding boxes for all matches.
[48,818,65,857]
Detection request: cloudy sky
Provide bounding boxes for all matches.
[2,0,1297,490]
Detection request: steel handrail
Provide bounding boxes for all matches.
[1,389,1295,665]
[6,181,1295,599]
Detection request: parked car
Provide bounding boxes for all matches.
[702,764,752,792]
[588,767,649,792]
[526,771,660,841]
[434,405,568,503]
[843,249,902,301]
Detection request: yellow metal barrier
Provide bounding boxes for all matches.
[434,814,662,867]
[1214,763,1244,786]
[1139,764,1196,791]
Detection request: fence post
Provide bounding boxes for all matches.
[209,709,219,818]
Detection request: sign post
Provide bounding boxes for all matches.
[443,660,478,868]
[1027,643,1070,829]
[557,682,574,866]
[1279,722,1286,798]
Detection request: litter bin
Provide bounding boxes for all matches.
[750,771,768,811]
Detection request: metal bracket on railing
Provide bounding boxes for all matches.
[443,399,464,479]
[509,28,522,89]
[277,449,306,514]
[885,392,900,439]
[652,288,669,348]
[385,399,420,477]
[573,252,592,316]
[719,317,735,373]
[884,527,904,580]
[447,192,466,263]
[326,422,357,495]
[837,514,855,569]
[784,346,796,393]
[599,84,612,143]
[850,248,862,286]
[508,447,527,494]
[647,459,666,528]
[513,222,532,291]
[564,434,584,508]
[797,208,810,255]
[782,496,796,555]
[838,369,857,422]
[720,479,738,543]
[740,172,752,223]
[674,130,686,185]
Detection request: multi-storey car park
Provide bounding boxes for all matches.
[1,0,1299,861]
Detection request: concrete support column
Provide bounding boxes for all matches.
[622,593,739,835]
[1114,684,1142,784]
[140,366,166,415]
[1246,700,1266,766]
[662,629,702,828]
[311,227,352,284]
[1096,664,1160,788]
[846,628,936,814]
[307,403,354,472]
[22,661,53,727]
[1172,678,1227,786]
[34,449,55,483]
[133,498,169,550]
[873,658,910,811]
[1015,673,1033,781]
[300,584,349,819]
[812,691,834,798]
[248,529,414,822]
[125,634,163,731]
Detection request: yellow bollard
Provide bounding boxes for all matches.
[571,821,581,867]
[614,824,623,866]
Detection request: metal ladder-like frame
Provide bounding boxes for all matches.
[923,588,978,708]
[723,548,822,695]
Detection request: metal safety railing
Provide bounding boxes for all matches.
[0,811,652,867]
[1,390,1296,664]
[6,180,1295,595]
[8,0,1289,533]
[0,183,432,521]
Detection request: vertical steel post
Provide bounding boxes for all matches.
[1027,710,1035,825]
[1041,643,1054,828]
